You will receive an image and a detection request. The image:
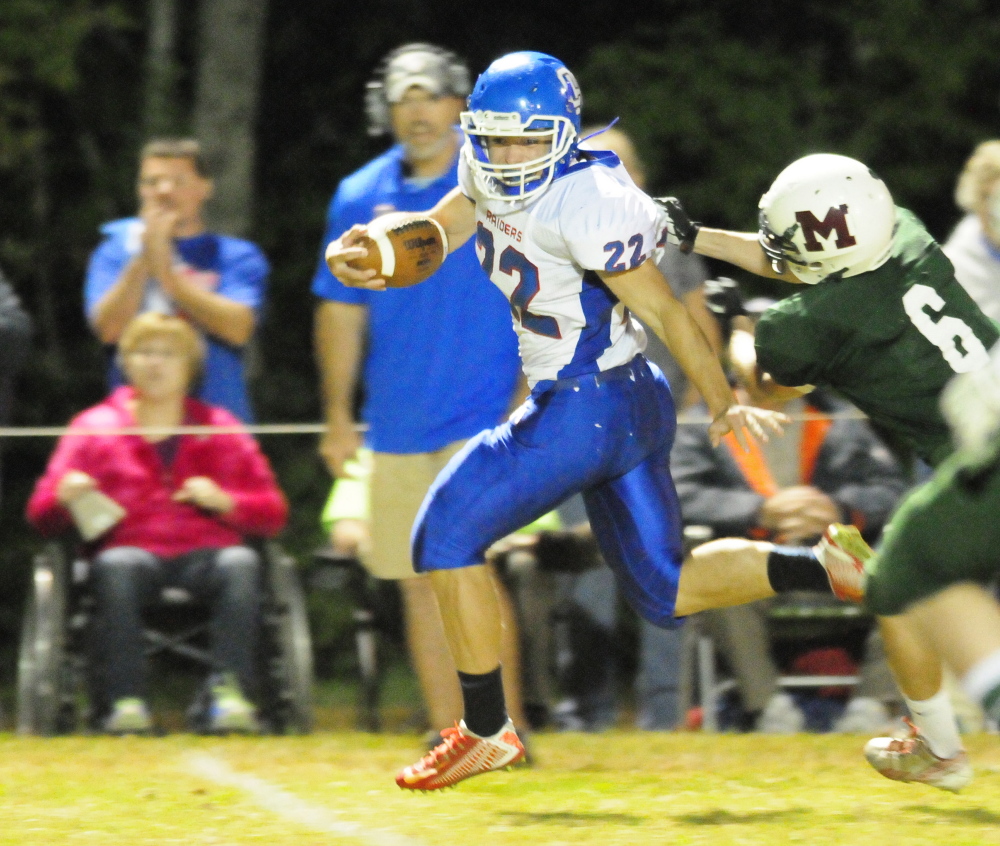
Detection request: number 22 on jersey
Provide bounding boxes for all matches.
[477,222,560,338]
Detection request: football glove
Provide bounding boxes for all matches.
[654,197,700,254]
[703,277,746,323]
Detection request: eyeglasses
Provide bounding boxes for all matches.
[125,347,184,361]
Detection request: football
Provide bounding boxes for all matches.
[341,214,449,288]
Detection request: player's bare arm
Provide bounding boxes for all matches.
[659,199,810,400]
[325,189,476,291]
[656,196,793,282]
[693,228,791,280]
[599,260,787,448]
[427,186,477,252]
[729,316,813,403]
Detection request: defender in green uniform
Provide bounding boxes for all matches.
[659,153,996,792]
[881,358,1000,741]
[755,207,996,469]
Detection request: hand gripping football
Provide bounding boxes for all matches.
[344,215,449,288]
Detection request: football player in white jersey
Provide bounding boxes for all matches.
[326,51,864,790]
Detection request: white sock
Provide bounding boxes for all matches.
[904,688,963,759]
[962,647,1000,711]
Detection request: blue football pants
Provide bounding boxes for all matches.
[412,355,685,627]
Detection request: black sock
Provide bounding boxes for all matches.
[458,666,507,737]
[766,546,832,594]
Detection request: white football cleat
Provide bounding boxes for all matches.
[864,718,973,793]
[396,719,525,791]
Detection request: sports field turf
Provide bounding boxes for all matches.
[2,730,999,845]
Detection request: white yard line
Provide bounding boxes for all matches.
[187,753,425,846]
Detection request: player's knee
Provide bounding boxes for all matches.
[411,512,480,573]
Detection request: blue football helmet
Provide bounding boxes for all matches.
[461,52,582,200]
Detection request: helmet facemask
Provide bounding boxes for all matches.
[461,109,577,200]
[758,210,844,282]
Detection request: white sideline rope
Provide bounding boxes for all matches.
[186,753,425,846]
[0,409,868,439]
[679,409,869,424]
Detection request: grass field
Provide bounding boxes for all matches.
[3,727,1000,846]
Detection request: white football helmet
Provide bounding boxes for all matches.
[758,153,897,285]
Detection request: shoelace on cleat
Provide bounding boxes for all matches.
[418,725,468,768]
[883,717,921,754]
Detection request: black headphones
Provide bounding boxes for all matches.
[364,43,471,137]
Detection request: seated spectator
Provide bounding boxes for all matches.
[674,297,909,732]
[26,313,287,735]
[84,138,269,422]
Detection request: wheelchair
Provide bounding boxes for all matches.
[17,539,314,735]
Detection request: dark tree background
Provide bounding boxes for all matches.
[0,0,998,674]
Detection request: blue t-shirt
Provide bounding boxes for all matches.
[311,142,521,453]
[85,218,268,422]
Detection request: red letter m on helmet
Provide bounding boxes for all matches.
[795,205,857,252]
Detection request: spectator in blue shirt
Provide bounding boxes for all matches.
[85,138,268,422]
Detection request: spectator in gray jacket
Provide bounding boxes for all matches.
[0,266,32,506]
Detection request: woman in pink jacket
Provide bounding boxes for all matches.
[27,313,288,734]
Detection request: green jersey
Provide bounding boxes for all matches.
[755,208,999,467]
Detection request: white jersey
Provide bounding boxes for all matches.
[943,214,1000,325]
[459,150,657,387]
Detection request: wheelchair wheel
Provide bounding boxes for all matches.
[261,543,314,733]
[17,542,79,735]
